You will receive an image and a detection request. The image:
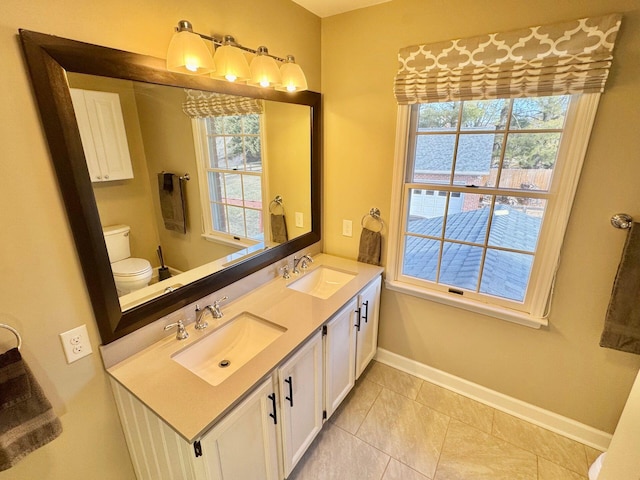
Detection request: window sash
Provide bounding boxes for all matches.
[192,116,267,246]
[386,94,601,326]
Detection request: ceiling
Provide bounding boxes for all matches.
[292,0,391,18]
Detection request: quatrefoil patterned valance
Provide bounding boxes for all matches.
[183,89,264,117]
[394,13,622,104]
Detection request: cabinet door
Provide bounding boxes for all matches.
[199,377,280,480]
[279,331,323,477]
[324,298,357,419]
[70,88,134,182]
[355,276,382,379]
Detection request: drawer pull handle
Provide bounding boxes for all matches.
[268,393,277,424]
[284,376,294,407]
[362,300,369,324]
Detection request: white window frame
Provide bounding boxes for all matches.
[386,94,601,328]
[191,114,269,248]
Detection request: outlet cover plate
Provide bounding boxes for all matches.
[59,324,93,363]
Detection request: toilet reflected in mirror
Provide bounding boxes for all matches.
[103,225,153,295]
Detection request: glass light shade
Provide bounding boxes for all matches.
[213,43,250,82]
[249,49,282,88]
[166,30,215,75]
[276,57,308,92]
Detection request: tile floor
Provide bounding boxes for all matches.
[289,361,602,480]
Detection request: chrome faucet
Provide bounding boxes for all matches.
[164,319,189,340]
[292,254,313,274]
[194,296,228,329]
[194,304,214,330]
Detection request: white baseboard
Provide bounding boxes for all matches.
[374,348,612,451]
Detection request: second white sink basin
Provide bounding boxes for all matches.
[287,266,356,299]
[172,312,286,386]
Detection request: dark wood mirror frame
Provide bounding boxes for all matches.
[19,29,322,344]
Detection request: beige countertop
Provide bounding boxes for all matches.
[107,254,383,443]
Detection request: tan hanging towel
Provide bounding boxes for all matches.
[358,228,382,266]
[0,348,62,470]
[600,222,640,354]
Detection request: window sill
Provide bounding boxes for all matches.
[201,234,258,249]
[384,279,548,329]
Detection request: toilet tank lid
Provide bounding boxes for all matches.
[111,258,152,276]
[103,224,130,235]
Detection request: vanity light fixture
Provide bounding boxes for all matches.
[249,46,282,88]
[166,20,216,75]
[277,55,308,92]
[213,35,250,82]
[166,20,307,91]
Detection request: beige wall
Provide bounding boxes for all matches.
[0,0,320,478]
[265,101,312,240]
[322,0,640,433]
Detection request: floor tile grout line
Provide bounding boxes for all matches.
[376,361,593,477]
[378,455,392,480]
[431,414,453,480]
[351,379,384,437]
[490,414,589,477]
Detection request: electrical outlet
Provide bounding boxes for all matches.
[342,219,353,237]
[295,212,304,228]
[59,325,93,363]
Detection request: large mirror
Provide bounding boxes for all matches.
[20,30,321,344]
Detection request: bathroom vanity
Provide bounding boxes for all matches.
[107,254,383,479]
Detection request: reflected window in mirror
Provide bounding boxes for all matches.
[193,113,265,247]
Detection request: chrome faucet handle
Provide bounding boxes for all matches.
[300,254,314,270]
[164,319,189,340]
[280,265,291,279]
[211,296,228,318]
[194,304,212,330]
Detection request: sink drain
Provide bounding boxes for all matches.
[219,359,231,368]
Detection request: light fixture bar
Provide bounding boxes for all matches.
[174,22,288,63]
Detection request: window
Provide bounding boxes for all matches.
[387,94,601,326]
[193,114,265,246]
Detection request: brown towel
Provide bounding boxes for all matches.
[157,173,186,234]
[0,348,62,471]
[358,228,381,265]
[271,213,288,243]
[600,222,640,354]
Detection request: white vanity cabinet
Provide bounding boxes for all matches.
[196,377,280,480]
[278,330,323,477]
[69,88,133,182]
[324,298,357,419]
[355,276,382,379]
[108,271,382,480]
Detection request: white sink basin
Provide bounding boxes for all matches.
[287,266,356,299]
[172,312,286,386]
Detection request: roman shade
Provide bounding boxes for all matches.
[183,89,264,117]
[394,14,622,104]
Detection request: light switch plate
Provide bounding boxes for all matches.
[295,212,304,228]
[342,219,353,237]
[59,324,93,363]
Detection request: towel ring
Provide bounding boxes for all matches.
[0,323,22,350]
[361,208,384,233]
[611,213,633,229]
[269,195,285,214]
